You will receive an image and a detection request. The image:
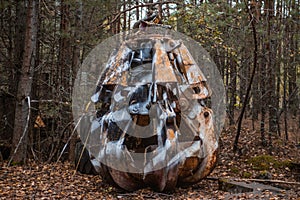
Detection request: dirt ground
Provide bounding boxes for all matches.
[1,123,299,199]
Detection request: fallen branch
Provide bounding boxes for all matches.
[206,177,300,186]
[232,178,300,186]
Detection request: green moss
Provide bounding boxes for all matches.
[11,161,24,166]
[242,171,252,178]
[248,155,276,170]
[256,170,272,179]
[274,160,292,169]
[230,167,240,174]
[248,155,292,170]
[260,170,269,175]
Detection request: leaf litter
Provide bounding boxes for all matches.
[0,126,299,199]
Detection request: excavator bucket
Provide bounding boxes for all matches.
[73,28,223,192]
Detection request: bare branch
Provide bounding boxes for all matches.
[233,0,258,152]
[109,1,179,25]
[31,99,71,105]
[56,120,78,163]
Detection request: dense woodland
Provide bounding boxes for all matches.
[0,0,299,166]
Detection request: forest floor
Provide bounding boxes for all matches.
[0,124,299,199]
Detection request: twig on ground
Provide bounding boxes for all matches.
[206,177,300,185]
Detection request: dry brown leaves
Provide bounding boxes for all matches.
[0,126,299,199]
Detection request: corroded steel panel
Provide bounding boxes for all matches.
[153,40,177,83]
[81,33,218,192]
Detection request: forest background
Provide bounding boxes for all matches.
[0,0,299,168]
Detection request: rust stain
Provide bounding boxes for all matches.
[84,33,218,192]
[177,43,208,85]
[200,150,218,179]
[154,40,177,83]
[167,129,175,140]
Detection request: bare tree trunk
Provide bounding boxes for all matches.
[158,0,163,20]
[6,1,26,155]
[29,0,40,161]
[0,1,16,159]
[135,0,139,21]
[250,0,262,124]
[128,4,131,29]
[69,0,82,162]
[49,0,72,162]
[283,56,288,141]
[266,0,276,145]
[176,1,184,32]
[239,60,247,117]
[275,1,282,137]
[229,59,236,126]
[10,0,38,165]
[288,0,298,117]
[233,1,259,152]
[72,1,82,85]
[260,53,267,146]
[59,0,71,100]
[122,0,126,31]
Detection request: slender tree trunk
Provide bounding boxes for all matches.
[7,1,26,154]
[122,0,126,31]
[10,0,38,165]
[128,5,131,29]
[176,1,184,32]
[260,48,267,146]
[0,1,16,146]
[158,0,163,20]
[29,0,40,161]
[233,1,259,152]
[283,56,288,141]
[59,0,71,100]
[251,1,261,123]
[48,0,73,162]
[288,0,298,116]
[229,59,236,126]
[276,45,281,137]
[135,0,139,21]
[263,0,277,147]
[266,0,276,145]
[239,60,247,117]
[275,3,282,137]
[69,0,82,162]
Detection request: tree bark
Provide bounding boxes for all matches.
[233,1,259,152]
[122,0,126,31]
[5,1,26,153]
[288,0,298,116]
[10,0,38,165]
[69,0,82,162]
[229,58,236,126]
[266,0,277,144]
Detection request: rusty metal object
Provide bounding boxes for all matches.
[83,33,218,192]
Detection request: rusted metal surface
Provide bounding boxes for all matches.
[85,33,218,192]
